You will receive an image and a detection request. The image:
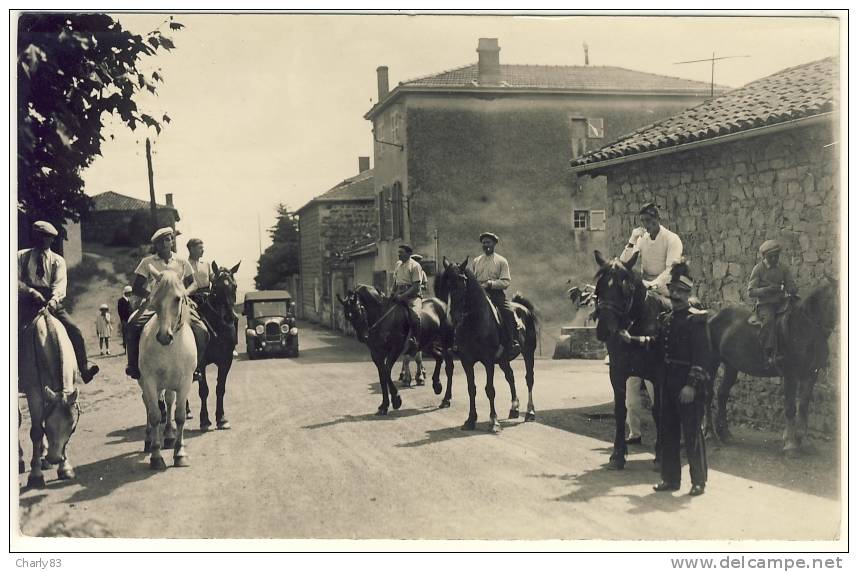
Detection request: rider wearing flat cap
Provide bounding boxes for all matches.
[469,232,521,359]
[747,239,797,368]
[389,244,423,354]
[124,227,209,381]
[18,221,99,382]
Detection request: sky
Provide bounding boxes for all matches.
[79,13,841,293]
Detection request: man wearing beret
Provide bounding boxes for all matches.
[748,239,797,368]
[619,261,709,496]
[18,221,100,382]
[619,202,683,446]
[388,244,423,354]
[124,227,209,381]
[469,232,521,359]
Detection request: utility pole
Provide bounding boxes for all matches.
[674,53,750,99]
[146,138,157,232]
[257,212,263,258]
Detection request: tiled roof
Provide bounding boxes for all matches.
[572,57,838,168]
[90,191,175,212]
[402,63,724,94]
[297,169,374,213]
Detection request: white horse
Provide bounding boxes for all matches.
[19,306,81,488]
[139,266,196,470]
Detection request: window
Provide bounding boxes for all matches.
[572,209,589,230]
[392,182,404,239]
[376,118,385,158]
[587,118,605,139]
[378,187,392,240]
[391,112,400,146]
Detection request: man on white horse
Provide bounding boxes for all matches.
[125,228,209,382]
[18,221,99,383]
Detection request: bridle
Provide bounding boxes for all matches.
[206,270,238,331]
[595,275,638,329]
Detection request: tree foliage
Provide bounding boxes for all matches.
[17,13,182,236]
[255,204,301,290]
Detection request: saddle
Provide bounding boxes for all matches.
[747,298,793,327]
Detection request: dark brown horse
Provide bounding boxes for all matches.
[591,250,667,469]
[337,285,455,414]
[704,277,838,456]
[435,257,538,432]
[195,262,241,431]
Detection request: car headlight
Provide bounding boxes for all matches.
[255,324,265,335]
[280,324,290,334]
[245,328,255,336]
[290,327,298,336]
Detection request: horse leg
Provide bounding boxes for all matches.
[440,351,454,408]
[386,352,402,411]
[523,346,536,421]
[18,408,26,475]
[715,365,738,444]
[163,390,177,450]
[498,360,519,419]
[703,363,719,442]
[415,352,426,386]
[461,360,478,430]
[215,360,233,430]
[198,368,211,431]
[374,354,391,415]
[399,354,411,387]
[796,370,819,451]
[783,373,800,458]
[57,442,75,481]
[143,387,167,470]
[431,356,443,396]
[485,362,501,433]
[26,400,46,488]
[173,384,191,467]
[608,360,627,470]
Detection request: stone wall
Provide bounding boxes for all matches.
[82,209,178,246]
[599,122,840,434]
[298,205,322,322]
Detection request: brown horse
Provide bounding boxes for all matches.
[337,285,455,413]
[704,277,838,456]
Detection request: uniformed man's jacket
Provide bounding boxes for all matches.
[658,307,710,389]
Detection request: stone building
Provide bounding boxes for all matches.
[83,191,180,246]
[362,38,719,346]
[296,158,376,329]
[570,57,840,433]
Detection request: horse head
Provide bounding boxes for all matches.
[592,250,643,342]
[338,288,370,343]
[42,385,80,464]
[211,261,241,322]
[801,275,840,335]
[148,265,189,346]
[438,256,471,301]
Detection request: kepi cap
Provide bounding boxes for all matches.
[150,227,174,243]
[32,221,58,237]
[123,285,133,294]
[479,232,499,243]
[398,243,413,254]
[639,202,660,218]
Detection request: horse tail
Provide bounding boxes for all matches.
[511,293,538,329]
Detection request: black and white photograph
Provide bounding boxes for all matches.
[10,8,847,555]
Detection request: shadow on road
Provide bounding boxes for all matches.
[59,451,165,504]
[397,417,525,448]
[536,404,839,500]
[302,406,439,430]
[288,345,368,365]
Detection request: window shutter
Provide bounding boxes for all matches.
[392,182,404,239]
[590,210,606,231]
[587,118,605,139]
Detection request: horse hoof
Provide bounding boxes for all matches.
[150,457,168,471]
[19,460,26,474]
[525,411,536,422]
[200,421,213,432]
[508,409,520,420]
[461,419,477,431]
[163,437,175,449]
[416,380,425,386]
[490,422,502,434]
[439,400,451,409]
[40,458,52,470]
[217,419,232,430]
[433,383,442,396]
[376,407,388,416]
[58,468,75,481]
[392,395,402,410]
[143,441,152,453]
[173,456,190,468]
[606,457,625,471]
[26,474,46,489]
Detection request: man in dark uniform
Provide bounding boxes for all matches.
[619,261,709,496]
[117,285,133,351]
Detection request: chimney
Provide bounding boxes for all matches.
[477,38,501,86]
[583,42,589,66]
[358,156,370,173]
[376,66,389,100]
[165,193,173,207]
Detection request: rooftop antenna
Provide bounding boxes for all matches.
[674,52,750,98]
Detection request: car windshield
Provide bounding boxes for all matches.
[250,300,291,318]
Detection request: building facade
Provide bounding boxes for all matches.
[571,57,840,434]
[83,191,180,246]
[362,38,719,344]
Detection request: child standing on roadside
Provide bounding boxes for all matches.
[96,303,113,355]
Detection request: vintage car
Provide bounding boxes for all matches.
[243,290,299,358]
